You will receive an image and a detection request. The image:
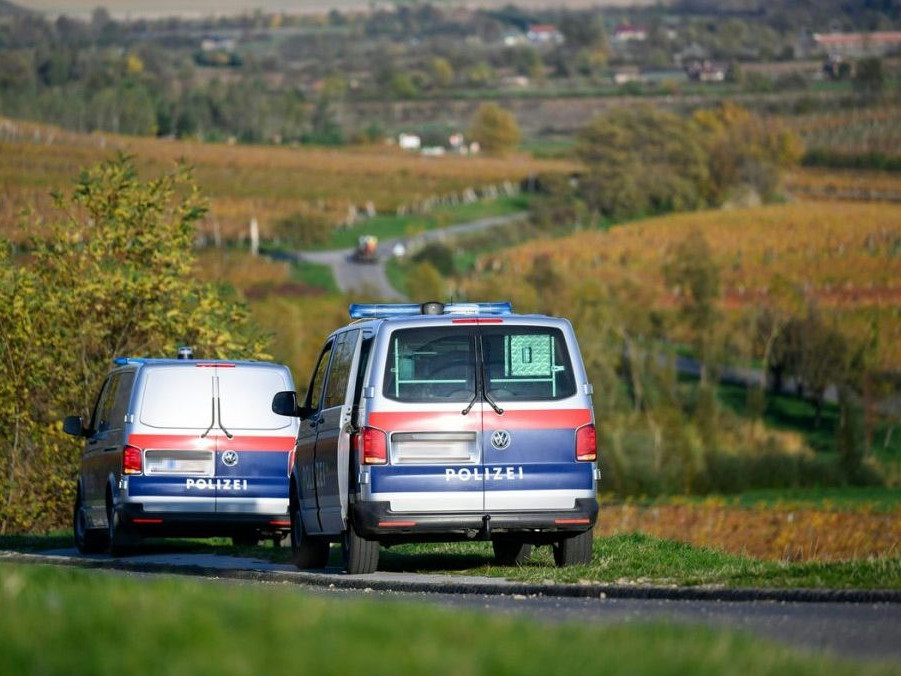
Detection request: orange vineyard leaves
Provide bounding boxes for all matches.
[597,502,900,561]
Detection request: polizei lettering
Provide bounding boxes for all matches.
[185,478,248,491]
[445,467,524,482]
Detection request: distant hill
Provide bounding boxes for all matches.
[0,0,33,15]
[21,0,666,20]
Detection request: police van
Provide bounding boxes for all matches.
[272,302,599,574]
[64,353,300,555]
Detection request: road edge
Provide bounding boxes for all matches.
[2,550,900,604]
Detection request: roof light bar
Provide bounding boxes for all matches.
[349,302,512,319]
[113,357,148,365]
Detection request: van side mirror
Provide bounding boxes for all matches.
[63,415,86,437]
[272,391,300,417]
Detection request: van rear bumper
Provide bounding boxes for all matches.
[120,504,290,537]
[353,498,598,544]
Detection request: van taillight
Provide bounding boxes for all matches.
[356,427,387,465]
[575,425,597,462]
[123,445,143,475]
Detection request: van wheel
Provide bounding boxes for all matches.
[107,503,139,558]
[552,530,593,567]
[342,521,379,575]
[290,500,330,569]
[231,531,261,548]
[492,538,532,566]
[73,491,107,554]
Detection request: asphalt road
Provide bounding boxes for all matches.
[298,212,529,299]
[7,548,900,663]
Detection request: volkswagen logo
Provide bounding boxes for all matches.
[490,430,511,450]
[221,451,239,467]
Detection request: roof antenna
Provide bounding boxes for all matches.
[177,346,194,360]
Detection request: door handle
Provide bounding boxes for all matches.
[102,446,119,453]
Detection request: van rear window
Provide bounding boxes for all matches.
[218,368,292,430]
[482,327,576,401]
[383,327,476,403]
[140,369,213,429]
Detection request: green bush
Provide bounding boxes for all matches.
[0,156,268,533]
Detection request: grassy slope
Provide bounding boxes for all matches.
[0,562,895,676]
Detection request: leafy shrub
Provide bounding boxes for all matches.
[0,156,267,533]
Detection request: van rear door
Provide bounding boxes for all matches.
[130,366,217,513]
[215,365,297,516]
[370,325,482,513]
[480,325,594,512]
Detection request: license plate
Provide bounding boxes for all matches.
[144,450,213,476]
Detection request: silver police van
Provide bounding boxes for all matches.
[64,354,299,555]
[272,302,599,574]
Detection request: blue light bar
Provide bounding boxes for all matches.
[349,302,512,319]
[113,357,148,365]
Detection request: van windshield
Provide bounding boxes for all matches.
[383,327,476,403]
[481,327,576,401]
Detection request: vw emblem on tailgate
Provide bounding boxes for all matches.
[490,430,511,450]
[221,451,239,467]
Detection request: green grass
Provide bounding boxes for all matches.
[310,194,529,251]
[0,562,895,675]
[3,531,898,590]
[382,534,901,589]
[289,259,338,293]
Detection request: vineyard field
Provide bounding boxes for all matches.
[784,105,901,158]
[468,201,901,369]
[0,117,571,243]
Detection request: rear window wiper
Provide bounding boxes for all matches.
[216,398,233,439]
[461,392,478,416]
[476,336,503,416]
[201,398,215,438]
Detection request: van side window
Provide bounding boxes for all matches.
[351,337,373,407]
[109,372,135,429]
[91,374,119,434]
[307,341,333,411]
[324,330,358,409]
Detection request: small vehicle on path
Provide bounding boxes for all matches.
[273,301,599,574]
[65,353,299,556]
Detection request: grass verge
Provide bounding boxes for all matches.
[380,534,901,589]
[4,532,897,590]
[0,562,894,675]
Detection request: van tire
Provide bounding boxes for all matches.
[73,491,107,554]
[553,529,593,567]
[107,503,138,558]
[342,522,379,574]
[492,538,532,566]
[290,497,330,569]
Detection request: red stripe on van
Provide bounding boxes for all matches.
[368,412,481,432]
[485,409,592,429]
[128,434,295,452]
[368,409,591,432]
